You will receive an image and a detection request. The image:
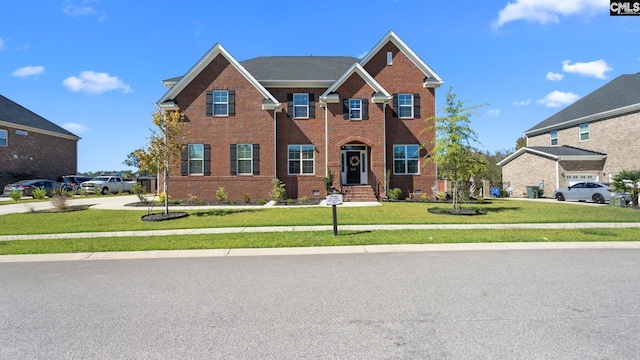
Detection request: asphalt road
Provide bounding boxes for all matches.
[1,249,639,359]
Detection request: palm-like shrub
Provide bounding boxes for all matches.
[611,170,640,207]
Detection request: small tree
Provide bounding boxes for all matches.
[422,87,487,209]
[611,170,640,207]
[135,107,187,215]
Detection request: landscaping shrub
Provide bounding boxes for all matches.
[269,179,286,202]
[256,198,267,205]
[32,187,47,200]
[130,183,147,202]
[243,193,251,204]
[8,190,23,202]
[388,187,403,200]
[51,188,71,211]
[215,187,228,202]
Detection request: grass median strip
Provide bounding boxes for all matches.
[1,228,639,255]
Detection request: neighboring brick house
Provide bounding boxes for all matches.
[499,73,640,197]
[0,94,79,185]
[157,31,443,201]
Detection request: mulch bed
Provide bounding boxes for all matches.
[141,212,189,222]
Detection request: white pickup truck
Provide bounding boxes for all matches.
[80,176,137,195]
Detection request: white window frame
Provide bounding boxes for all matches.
[393,144,420,175]
[550,130,558,146]
[213,90,229,116]
[579,123,589,142]
[288,145,315,175]
[293,93,309,119]
[237,144,253,175]
[349,99,362,120]
[0,129,6,147]
[398,94,413,119]
[188,144,204,175]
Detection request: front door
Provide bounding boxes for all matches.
[346,151,361,184]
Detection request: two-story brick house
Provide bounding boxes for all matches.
[0,94,79,185]
[157,31,443,201]
[499,73,640,197]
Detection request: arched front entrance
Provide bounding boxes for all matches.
[340,144,368,185]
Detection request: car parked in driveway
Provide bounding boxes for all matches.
[2,179,61,198]
[58,175,93,191]
[553,181,631,204]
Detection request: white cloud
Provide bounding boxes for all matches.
[62,71,133,95]
[62,123,89,134]
[513,99,531,106]
[561,59,612,79]
[493,0,608,28]
[487,109,501,117]
[0,37,5,51]
[537,90,580,107]
[546,72,564,81]
[62,0,106,21]
[12,65,45,78]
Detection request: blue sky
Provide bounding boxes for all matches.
[1,0,636,173]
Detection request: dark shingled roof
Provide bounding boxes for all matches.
[240,56,359,81]
[0,94,78,138]
[528,146,606,157]
[525,73,640,135]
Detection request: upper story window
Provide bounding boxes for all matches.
[550,130,558,146]
[393,144,420,174]
[206,90,235,117]
[294,93,309,118]
[349,99,362,120]
[393,93,420,119]
[188,144,204,175]
[579,123,589,141]
[288,145,315,175]
[213,90,228,116]
[0,129,6,147]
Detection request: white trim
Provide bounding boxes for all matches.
[0,120,80,141]
[359,31,443,88]
[157,43,280,108]
[497,146,606,166]
[320,63,391,104]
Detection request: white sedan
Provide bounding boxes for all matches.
[553,181,630,204]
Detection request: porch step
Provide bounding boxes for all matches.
[341,185,378,202]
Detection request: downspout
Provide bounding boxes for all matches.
[555,158,560,190]
[273,109,277,179]
[382,101,387,194]
[324,103,328,178]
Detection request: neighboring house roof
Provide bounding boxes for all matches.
[498,145,607,166]
[157,43,281,110]
[0,94,79,140]
[525,72,640,136]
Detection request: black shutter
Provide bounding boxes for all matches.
[309,93,315,119]
[413,93,421,119]
[392,94,398,117]
[180,148,188,176]
[228,90,235,116]
[252,144,260,175]
[343,99,349,120]
[204,144,211,175]
[206,90,213,117]
[287,93,293,118]
[230,144,237,175]
[362,99,369,120]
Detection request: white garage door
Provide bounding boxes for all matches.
[566,173,598,186]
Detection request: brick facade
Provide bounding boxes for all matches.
[0,124,77,185]
[160,33,441,202]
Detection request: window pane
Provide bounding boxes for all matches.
[294,94,308,106]
[302,146,314,159]
[294,106,308,118]
[189,144,203,159]
[213,104,227,115]
[238,160,252,174]
[289,161,300,174]
[407,145,419,159]
[394,160,405,174]
[398,107,412,118]
[288,146,300,160]
[237,144,252,158]
[213,91,227,103]
[407,160,419,174]
[302,160,314,174]
[393,146,405,159]
[189,160,203,174]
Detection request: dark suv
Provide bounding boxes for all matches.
[58,175,93,191]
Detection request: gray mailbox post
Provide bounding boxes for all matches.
[326,189,343,236]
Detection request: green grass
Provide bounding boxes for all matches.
[1,228,639,255]
[1,200,639,236]
[0,200,639,255]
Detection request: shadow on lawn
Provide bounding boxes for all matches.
[190,209,258,217]
[483,206,521,213]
